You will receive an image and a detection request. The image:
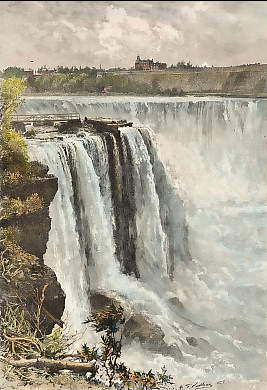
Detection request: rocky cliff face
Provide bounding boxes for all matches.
[0,162,65,334]
[125,67,267,96]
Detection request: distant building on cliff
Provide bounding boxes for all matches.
[135,56,167,71]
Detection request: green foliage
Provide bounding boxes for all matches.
[3,303,33,339]
[29,71,189,97]
[0,77,29,174]
[42,65,97,76]
[84,305,125,386]
[30,73,153,95]
[117,365,173,389]
[32,73,88,93]
[1,303,42,357]
[0,234,71,360]
[1,77,27,130]
[83,306,173,388]
[117,364,173,389]
[77,343,99,362]
[2,67,26,79]
[84,304,125,336]
[0,227,71,360]
[1,225,18,242]
[77,344,100,380]
[156,365,174,385]
[0,76,73,369]
[40,325,68,359]
[0,226,38,287]
[168,60,201,70]
[0,128,29,172]
[1,303,69,359]
[1,171,27,186]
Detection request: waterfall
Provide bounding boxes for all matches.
[28,127,190,352]
[26,96,267,383]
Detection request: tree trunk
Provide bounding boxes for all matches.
[2,357,95,375]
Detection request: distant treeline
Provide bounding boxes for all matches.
[0,67,185,96]
[0,66,135,78]
[168,61,202,70]
[26,73,185,96]
[1,67,26,78]
[0,66,99,78]
[2,62,265,96]
[1,62,264,78]
[167,61,263,70]
[52,66,128,73]
[44,66,98,75]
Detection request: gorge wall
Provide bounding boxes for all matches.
[0,163,65,334]
[117,66,267,96]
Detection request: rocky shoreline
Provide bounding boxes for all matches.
[1,370,266,390]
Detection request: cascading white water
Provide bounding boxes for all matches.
[28,142,91,338]
[25,96,267,384]
[27,128,190,354]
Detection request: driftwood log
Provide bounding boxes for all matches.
[1,357,95,374]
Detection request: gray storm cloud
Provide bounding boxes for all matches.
[1,1,267,69]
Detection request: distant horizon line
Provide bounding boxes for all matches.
[1,62,267,73]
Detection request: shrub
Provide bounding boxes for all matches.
[0,193,43,220]
[77,343,99,362]
[1,302,42,357]
[1,302,70,359]
[83,305,125,386]
[83,305,173,388]
[0,227,38,287]
[40,325,69,359]
[1,171,26,186]
[1,77,26,130]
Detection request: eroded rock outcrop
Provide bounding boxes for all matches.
[0,161,65,334]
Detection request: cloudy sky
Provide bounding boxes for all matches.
[1,1,267,70]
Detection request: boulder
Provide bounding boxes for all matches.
[123,314,182,360]
[89,292,120,313]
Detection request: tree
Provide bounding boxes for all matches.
[1,77,26,130]
[83,306,174,388]
[84,304,125,387]
[0,77,28,174]
[2,67,25,79]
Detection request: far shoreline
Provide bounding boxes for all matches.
[22,91,267,99]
